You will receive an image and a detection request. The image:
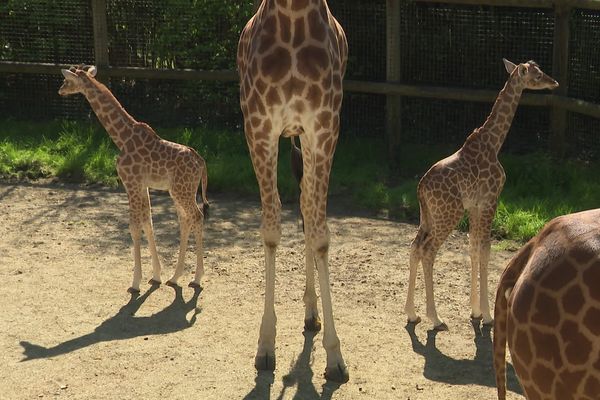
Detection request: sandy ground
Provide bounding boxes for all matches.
[0,181,525,400]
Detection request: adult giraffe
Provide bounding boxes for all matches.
[494,209,600,399]
[237,0,349,382]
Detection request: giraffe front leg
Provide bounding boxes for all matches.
[245,130,281,372]
[255,235,278,371]
[128,221,143,294]
[125,187,145,294]
[140,189,162,286]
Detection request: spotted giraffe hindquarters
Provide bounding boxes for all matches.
[493,241,534,400]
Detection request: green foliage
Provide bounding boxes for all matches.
[1,119,600,243]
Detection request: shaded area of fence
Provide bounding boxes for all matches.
[1,0,599,160]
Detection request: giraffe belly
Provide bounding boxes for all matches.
[146,175,171,191]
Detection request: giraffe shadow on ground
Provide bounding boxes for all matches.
[19,284,202,361]
[405,321,523,395]
[242,331,341,400]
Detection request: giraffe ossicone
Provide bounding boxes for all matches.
[494,209,600,400]
[59,64,209,293]
[237,0,349,382]
[404,59,558,331]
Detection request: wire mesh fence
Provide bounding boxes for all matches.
[0,0,599,159]
[568,7,600,157]
[329,0,387,137]
[397,2,555,151]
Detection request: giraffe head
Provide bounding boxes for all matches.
[502,59,559,90]
[58,64,97,96]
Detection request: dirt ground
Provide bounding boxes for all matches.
[0,181,525,400]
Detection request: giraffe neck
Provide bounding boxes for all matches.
[80,77,138,151]
[475,72,524,155]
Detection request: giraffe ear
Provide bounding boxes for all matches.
[61,69,78,80]
[87,66,97,77]
[503,58,517,74]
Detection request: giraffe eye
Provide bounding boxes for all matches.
[535,74,542,81]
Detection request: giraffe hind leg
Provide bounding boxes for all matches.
[405,227,426,324]
[303,247,321,331]
[299,134,348,383]
[189,208,205,288]
[421,200,464,331]
[167,189,198,287]
[300,177,321,331]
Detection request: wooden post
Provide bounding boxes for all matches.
[550,2,571,158]
[91,0,109,81]
[386,0,402,164]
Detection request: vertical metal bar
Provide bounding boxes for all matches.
[550,3,571,158]
[386,0,403,163]
[91,0,109,80]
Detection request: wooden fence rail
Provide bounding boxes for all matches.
[3,60,599,116]
[1,0,600,158]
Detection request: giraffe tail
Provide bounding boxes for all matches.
[199,158,209,220]
[493,241,533,400]
[290,136,304,232]
[290,136,303,185]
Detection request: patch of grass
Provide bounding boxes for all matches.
[1,118,599,243]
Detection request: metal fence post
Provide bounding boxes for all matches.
[550,2,570,158]
[386,0,402,164]
[91,0,109,81]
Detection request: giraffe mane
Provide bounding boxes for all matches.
[69,64,95,74]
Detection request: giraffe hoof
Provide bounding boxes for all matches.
[407,316,422,325]
[470,314,483,321]
[165,280,180,288]
[127,287,140,295]
[433,322,449,332]
[148,279,161,286]
[482,318,494,327]
[255,354,276,371]
[304,317,322,332]
[188,281,201,289]
[325,363,349,383]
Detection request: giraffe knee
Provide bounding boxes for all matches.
[261,226,281,249]
[129,225,142,241]
[312,235,330,256]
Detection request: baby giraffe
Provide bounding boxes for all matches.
[405,59,558,330]
[59,65,209,293]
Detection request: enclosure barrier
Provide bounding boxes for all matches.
[1,0,599,160]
